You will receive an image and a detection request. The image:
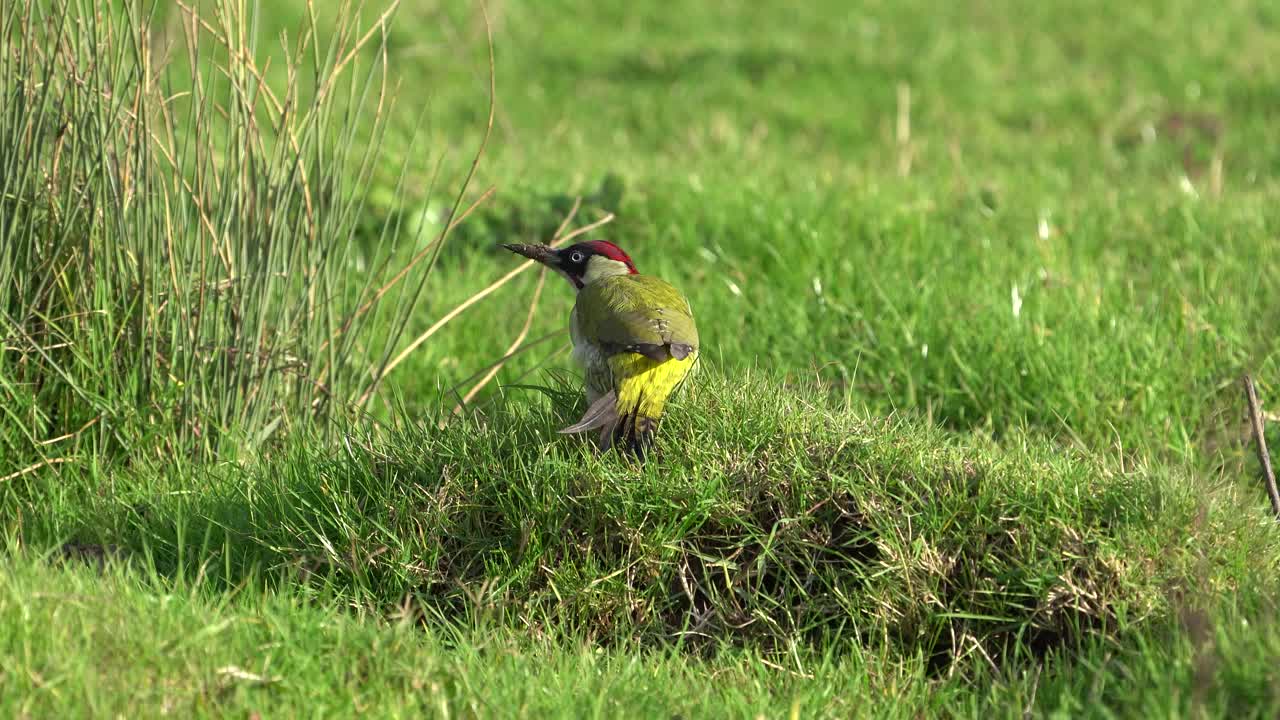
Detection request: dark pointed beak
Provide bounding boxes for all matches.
[501,243,558,266]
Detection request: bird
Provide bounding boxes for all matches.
[501,239,698,458]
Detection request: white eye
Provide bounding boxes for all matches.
[570,252,585,263]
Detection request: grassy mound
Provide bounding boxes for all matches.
[21,373,1276,669]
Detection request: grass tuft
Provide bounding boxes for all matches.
[0,0,446,470]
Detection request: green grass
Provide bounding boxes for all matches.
[4,0,1280,715]
[4,552,1279,717]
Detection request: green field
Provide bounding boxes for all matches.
[3,0,1280,716]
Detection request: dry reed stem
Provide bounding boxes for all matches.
[358,210,615,408]
[324,186,496,354]
[352,0,498,408]
[37,416,101,447]
[1,458,73,484]
[1244,375,1280,518]
[446,196,589,415]
[437,329,567,427]
[452,265,548,415]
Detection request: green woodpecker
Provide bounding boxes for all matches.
[502,240,698,457]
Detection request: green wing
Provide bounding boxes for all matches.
[575,275,698,361]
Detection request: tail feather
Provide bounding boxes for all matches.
[559,388,660,459]
[558,391,618,435]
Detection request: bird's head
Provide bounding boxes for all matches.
[502,240,638,290]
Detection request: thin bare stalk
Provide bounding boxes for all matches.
[446,196,588,416]
[323,186,496,353]
[357,210,614,408]
[1244,375,1280,518]
[451,266,549,416]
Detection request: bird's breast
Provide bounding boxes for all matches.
[569,305,609,372]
